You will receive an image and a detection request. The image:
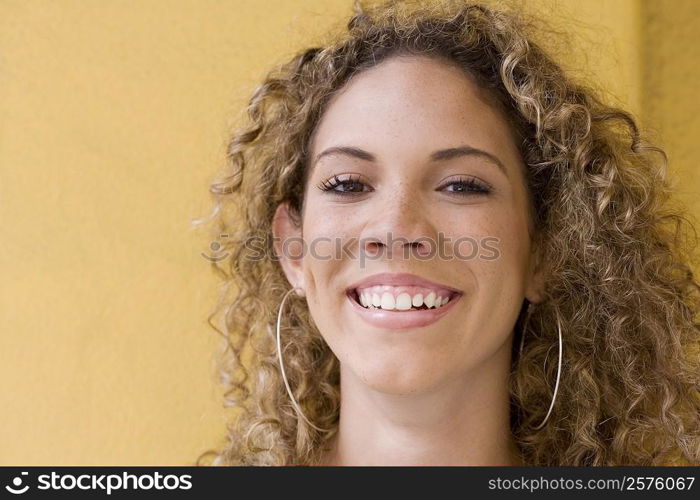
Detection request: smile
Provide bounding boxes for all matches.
[353,285,458,310]
[346,287,462,330]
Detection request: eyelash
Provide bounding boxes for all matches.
[316,174,492,197]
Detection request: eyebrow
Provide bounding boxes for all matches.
[312,145,508,177]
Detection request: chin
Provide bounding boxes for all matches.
[352,359,445,395]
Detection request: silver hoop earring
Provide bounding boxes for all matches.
[518,302,563,430]
[276,286,329,432]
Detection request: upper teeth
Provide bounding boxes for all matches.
[354,285,454,310]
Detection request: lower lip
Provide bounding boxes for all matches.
[346,290,462,330]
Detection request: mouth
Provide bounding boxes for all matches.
[345,287,463,330]
[346,288,461,311]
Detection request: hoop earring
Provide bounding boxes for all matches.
[276,286,329,432]
[518,302,563,430]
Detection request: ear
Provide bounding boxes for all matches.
[524,236,547,305]
[271,201,305,296]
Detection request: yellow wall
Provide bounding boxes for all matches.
[641,0,700,219]
[1,0,696,465]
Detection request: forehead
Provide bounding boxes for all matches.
[308,55,522,173]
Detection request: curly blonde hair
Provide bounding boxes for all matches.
[193,0,700,466]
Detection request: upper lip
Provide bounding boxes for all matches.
[346,272,463,295]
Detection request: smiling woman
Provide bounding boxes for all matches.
[194,0,700,466]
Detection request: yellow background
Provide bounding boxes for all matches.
[1,0,698,465]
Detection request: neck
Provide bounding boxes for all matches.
[319,343,522,466]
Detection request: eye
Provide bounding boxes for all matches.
[438,176,491,196]
[317,174,372,196]
[316,174,491,197]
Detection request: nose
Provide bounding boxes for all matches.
[359,183,436,261]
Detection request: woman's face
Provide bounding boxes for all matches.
[274,55,544,395]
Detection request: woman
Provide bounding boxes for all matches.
[194,0,700,466]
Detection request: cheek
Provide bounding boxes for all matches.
[442,202,530,265]
[468,201,532,299]
[301,218,357,267]
[453,206,532,348]
[303,194,360,237]
[298,204,356,319]
[301,199,366,267]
